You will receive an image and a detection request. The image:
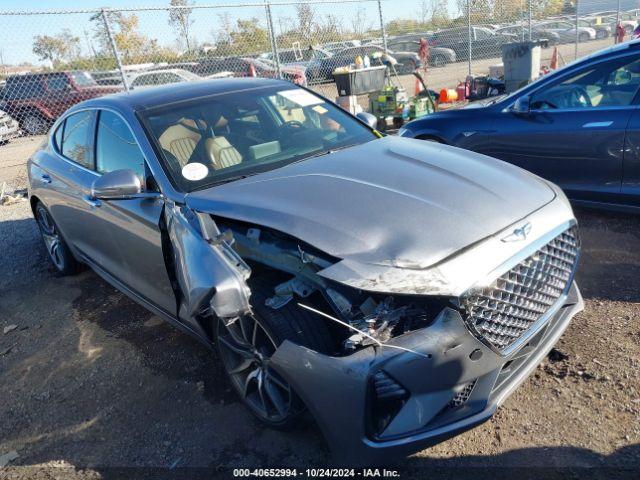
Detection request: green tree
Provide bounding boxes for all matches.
[215,18,270,56]
[32,34,68,67]
[32,28,80,67]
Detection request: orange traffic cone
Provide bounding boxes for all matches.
[550,47,558,70]
[249,62,257,77]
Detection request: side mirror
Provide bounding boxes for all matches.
[91,169,142,200]
[356,111,378,129]
[512,95,531,115]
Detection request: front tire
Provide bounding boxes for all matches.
[35,201,80,275]
[216,276,333,429]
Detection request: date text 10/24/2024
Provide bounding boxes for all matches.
[232,469,401,477]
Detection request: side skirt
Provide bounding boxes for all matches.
[78,252,215,351]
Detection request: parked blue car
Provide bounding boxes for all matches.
[400,40,640,212]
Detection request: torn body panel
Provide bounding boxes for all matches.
[164,202,252,322]
[270,283,584,465]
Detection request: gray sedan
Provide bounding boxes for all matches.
[28,78,583,463]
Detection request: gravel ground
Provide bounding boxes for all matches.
[1,198,638,479]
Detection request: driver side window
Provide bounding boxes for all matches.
[531,56,640,110]
[95,110,147,182]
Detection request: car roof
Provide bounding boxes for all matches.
[133,68,192,76]
[69,77,292,112]
[7,71,76,80]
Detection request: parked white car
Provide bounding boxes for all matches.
[0,109,20,142]
[128,68,202,90]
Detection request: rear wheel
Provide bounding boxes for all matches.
[22,112,48,135]
[418,135,443,143]
[398,59,417,74]
[216,276,332,428]
[432,55,446,68]
[35,202,80,275]
[578,32,590,43]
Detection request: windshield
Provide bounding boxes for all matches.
[141,85,377,192]
[70,71,97,87]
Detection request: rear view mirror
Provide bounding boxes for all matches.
[356,111,378,129]
[512,95,531,114]
[91,169,142,200]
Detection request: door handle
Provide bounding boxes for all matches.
[40,174,51,184]
[582,121,613,128]
[82,195,101,208]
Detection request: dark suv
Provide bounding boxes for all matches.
[0,71,120,135]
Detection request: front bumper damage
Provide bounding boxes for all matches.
[270,282,583,464]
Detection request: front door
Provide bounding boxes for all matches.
[487,52,640,203]
[91,109,177,315]
[621,107,640,207]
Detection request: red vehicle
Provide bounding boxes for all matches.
[0,71,121,135]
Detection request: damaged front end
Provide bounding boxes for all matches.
[165,195,583,464]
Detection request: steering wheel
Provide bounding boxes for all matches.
[570,86,592,108]
[281,120,304,130]
[535,99,558,109]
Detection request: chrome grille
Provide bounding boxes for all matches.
[461,226,579,352]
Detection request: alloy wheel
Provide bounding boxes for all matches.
[36,205,65,270]
[217,315,294,423]
[23,114,46,135]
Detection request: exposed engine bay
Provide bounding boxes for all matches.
[214,216,445,354]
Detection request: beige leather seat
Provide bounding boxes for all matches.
[158,120,202,167]
[205,137,242,170]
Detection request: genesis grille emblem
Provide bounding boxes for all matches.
[501,222,532,243]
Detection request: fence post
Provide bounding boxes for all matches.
[528,0,532,41]
[574,0,579,60]
[377,0,388,52]
[101,9,129,92]
[616,0,621,44]
[467,0,472,76]
[264,0,281,79]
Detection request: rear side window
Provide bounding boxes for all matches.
[95,110,146,180]
[61,110,94,169]
[46,75,71,91]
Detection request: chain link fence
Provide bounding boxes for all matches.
[0,0,637,141]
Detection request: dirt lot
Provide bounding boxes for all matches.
[1,115,639,478]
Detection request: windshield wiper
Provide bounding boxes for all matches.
[299,143,360,161]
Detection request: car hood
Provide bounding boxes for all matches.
[186,136,555,270]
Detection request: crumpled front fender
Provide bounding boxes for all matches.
[165,202,252,321]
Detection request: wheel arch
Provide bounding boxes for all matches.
[29,194,41,218]
[415,133,448,144]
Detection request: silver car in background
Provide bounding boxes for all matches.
[0,109,20,142]
[27,78,583,463]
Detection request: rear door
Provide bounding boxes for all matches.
[486,52,640,202]
[40,109,123,274]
